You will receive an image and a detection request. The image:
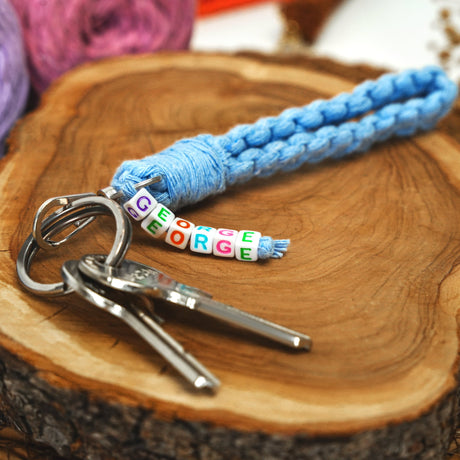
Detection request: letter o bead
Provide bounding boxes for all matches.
[123,188,158,221]
[165,218,195,250]
[236,230,261,262]
[213,228,238,258]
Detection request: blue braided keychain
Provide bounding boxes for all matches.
[112,66,458,260]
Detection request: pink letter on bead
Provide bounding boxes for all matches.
[213,228,237,258]
[218,229,237,237]
[216,240,231,254]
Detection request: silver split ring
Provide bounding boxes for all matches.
[16,195,132,296]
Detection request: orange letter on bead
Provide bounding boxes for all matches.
[165,217,195,249]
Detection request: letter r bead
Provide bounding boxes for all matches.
[190,226,216,254]
[236,230,261,261]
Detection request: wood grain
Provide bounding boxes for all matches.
[0,53,459,459]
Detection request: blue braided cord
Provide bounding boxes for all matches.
[111,66,457,259]
[112,66,457,210]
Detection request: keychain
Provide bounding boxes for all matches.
[16,66,457,391]
[17,192,311,391]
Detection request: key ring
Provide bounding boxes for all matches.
[16,195,132,296]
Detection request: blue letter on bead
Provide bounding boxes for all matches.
[194,233,209,251]
[190,226,216,254]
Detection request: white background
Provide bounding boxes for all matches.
[192,0,460,82]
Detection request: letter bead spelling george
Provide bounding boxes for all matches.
[141,204,175,238]
[123,188,157,221]
[235,230,261,262]
[165,218,195,249]
[213,228,238,258]
[190,226,216,254]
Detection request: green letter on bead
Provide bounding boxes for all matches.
[242,231,255,243]
[158,206,171,222]
[240,247,252,261]
[147,219,162,235]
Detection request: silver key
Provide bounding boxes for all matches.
[79,255,312,351]
[61,260,220,391]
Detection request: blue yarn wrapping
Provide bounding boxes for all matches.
[112,66,458,259]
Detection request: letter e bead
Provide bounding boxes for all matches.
[236,230,261,261]
[123,188,158,221]
[141,204,175,238]
[213,228,237,258]
[165,218,195,250]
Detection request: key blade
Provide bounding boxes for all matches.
[129,308,220,391]
[78,255,312,351]
[61,260,220,392]
[195,297,312,351]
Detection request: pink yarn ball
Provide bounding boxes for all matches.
[10,0,196,93]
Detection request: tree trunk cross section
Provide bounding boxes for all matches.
[0,53,459,459]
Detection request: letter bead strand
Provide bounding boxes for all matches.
[123,188,280,261]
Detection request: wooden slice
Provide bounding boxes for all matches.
[0,53,459,459]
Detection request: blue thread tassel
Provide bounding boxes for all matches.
[258,237,290,259]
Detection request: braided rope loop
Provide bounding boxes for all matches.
[112,66,457,210]
[111,67,457,259]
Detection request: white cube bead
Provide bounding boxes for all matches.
[235,230,261,262]
[123,188,158,221]
[190,226,217,254]
[141,204,175,238]
[213,228,238,258]
[165,218,195,250]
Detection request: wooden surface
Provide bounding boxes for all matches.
[0,53,460,459]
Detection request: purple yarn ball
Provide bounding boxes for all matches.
[10,0,196,93]
[0,0,29,155]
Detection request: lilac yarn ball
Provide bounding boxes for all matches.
[10,0,196,93]
[0,0,29,155]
